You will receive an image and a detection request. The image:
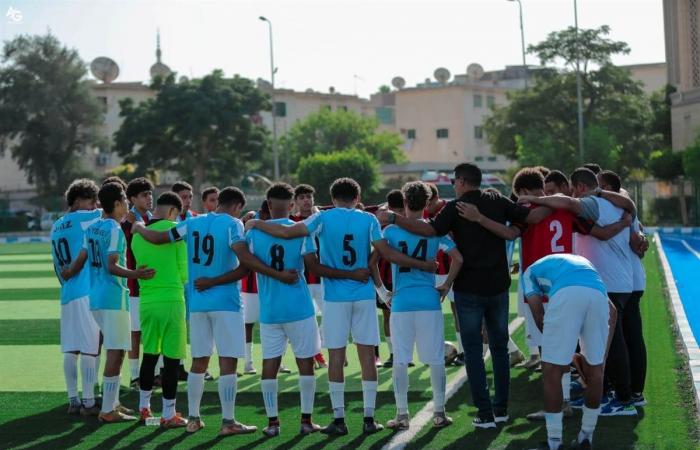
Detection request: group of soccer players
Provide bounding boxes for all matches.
[50,161,647,449]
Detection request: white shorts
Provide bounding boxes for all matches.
[542,286,610,366]
[91,309,131,351]
[261,316,321,359]
[61,296,100,354]
[190,311,245,358]
[129,296,140,331]
[390,310,445,365]
[323,299,380,349]
[308,284,324,315]
[517,284,543,348]
[242,292,259,324]
[435,274,454,302]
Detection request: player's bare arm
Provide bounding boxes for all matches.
[60,248,88,280]
[107,253,155,280]
[373,239,438,273]
[455,202,521,240]
[194,265,249,292]
[245,218,309,239]
[376,209,436,237]
[437,248,463,301]
[525,293,545,332]
[600,190,637,215]
[303,253,370,282]
[367,250,391,306]
[231,242,299,284]
[131,222,171,244]
[589,211,633,241]
[518,194,582,215]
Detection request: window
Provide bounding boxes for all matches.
[475,156,484,162]
[474,126,484,140]
[274,102,287,117]
[436,128,449,139]
[407,129,416,139]
[487,95,495,108]
[488,156,497,162]
[338,105,348,112]
[473,94,483,108]
[375,107,394,124]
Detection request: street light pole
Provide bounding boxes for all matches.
[259,16,279,180]
[574,0,585,163]
[507,0,528,89]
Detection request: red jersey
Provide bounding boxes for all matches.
[241,270,258,294]
[122,209,151,297]
[423,201,451,275]
[290,214,321,285]
[178,209,198,222]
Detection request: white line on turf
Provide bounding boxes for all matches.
[381,316,525,450]
[681,240,700,260]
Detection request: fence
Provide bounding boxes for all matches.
[627,178,700,227]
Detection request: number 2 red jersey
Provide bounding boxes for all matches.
[423,201,451,275]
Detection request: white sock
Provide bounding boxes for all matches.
[139,389,152,410]
[483,344,489,357]
[218,374,238,421]
[299,375,316,415]
[562,371,571,402]
[129,358,140,380]
[245,342,253,366]
[579,406,600,443]
[387,338,393,355]
[430,364,447,413]
[362,380,378,418]
[261,378,278,418]
[455,331,464,353]
[95,353,101,386]
[507,338,519,353]
[162,397,176,420]
[545,412,564,449]
[529,345,540,356]
[329,381,345,418]
[154,355,164,376]
[63,353,79,400]
[393,363,409,415]
[80,355,97,405]
[101,375,120,414]
[187,372,205,418]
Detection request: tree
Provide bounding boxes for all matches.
[649,148,687,225]
[296,149,379,204]
[0,34,103,199]
[114,70,269,191]
[280,109,405,175]
[378,85,391,94]
[650,85,676,149]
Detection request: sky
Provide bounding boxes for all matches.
[0,0,665,98]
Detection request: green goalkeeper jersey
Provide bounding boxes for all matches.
[131,219,188,303]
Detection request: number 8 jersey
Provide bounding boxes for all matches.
[303,208,383,302]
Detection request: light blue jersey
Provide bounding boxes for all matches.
[51,209,101,304]
[246,218,316,324]
[84,218,129,311]
[383,224,456,312]
[521,254,607,300]
[303,208,383,302]
[170,213,245,312]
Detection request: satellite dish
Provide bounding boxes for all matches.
[329,86,336,94]
[391,76,406,90]
[90,57,120,83]
[434,67,451,84]
[467,63,484,81]
[305,88,314,93]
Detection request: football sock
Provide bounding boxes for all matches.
[187,372,205,417]
[154,355,163,376]
[80,354,97,405]
[139,353,159,392]
[545,412,563,450]
[139,389,152,410]
[299,375,316,415]
[218,374,238,421]
[162,397,176,420]
[507,338,519,353]
[386,339,393,355]
[101,375,120,414]
[455,331,464,353]
[430,363,447,413]
[245,342,253,367]
[63,353,79,400]
[329,381,345,418]
[393,363,409,415]
[161,356,179,400]
[361,380,378,418]
[129,358,140,380]
[562,371,571,402]
[261,378,278,418]
[579,406,600,443]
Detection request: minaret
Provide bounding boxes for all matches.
[150,29,172,80]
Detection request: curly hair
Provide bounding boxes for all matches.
[65,179,99,207]
[401,181,431,212]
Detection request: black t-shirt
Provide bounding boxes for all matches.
[430,189,530,296]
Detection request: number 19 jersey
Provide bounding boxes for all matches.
[303,208,383,302]
[169,212,245,312]
[246,218,317,324]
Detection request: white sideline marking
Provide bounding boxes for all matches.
[681,240,700,260]
[382,316,525,450]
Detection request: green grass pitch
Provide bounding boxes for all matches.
[0,240,698,449]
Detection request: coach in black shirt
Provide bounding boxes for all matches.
[378,163,546,428]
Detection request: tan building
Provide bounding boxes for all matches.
[664,0,700,150]
[623,62,667,95]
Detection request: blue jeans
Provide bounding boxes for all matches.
[454,290,510,417]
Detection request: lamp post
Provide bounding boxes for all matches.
[507,0,528,89]
[259,16,279,179]
[574,0,585,163]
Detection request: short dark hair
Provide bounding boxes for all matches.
[98,182,125,214]
[330,178,361,202]
[570,167,599,189]
[266,182,294,200]
[171,181,193,194]
[582,163,601,175]
[534,166,550,178]
[402,181,431,212]
[102,176,127,191]
[217,186,246,208]
[599,170,621,193]
[156,191,183,211]
[126,177,154,200]
[386,189,405,209]
[544,170,569,188]
[65,179,98,207]
[426,183,439,200]
[512,167,545,194]
[294,184,315,198]
[454,163,482,187]
[201,186,219,202]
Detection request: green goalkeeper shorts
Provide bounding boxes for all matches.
[140,300,187,360]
